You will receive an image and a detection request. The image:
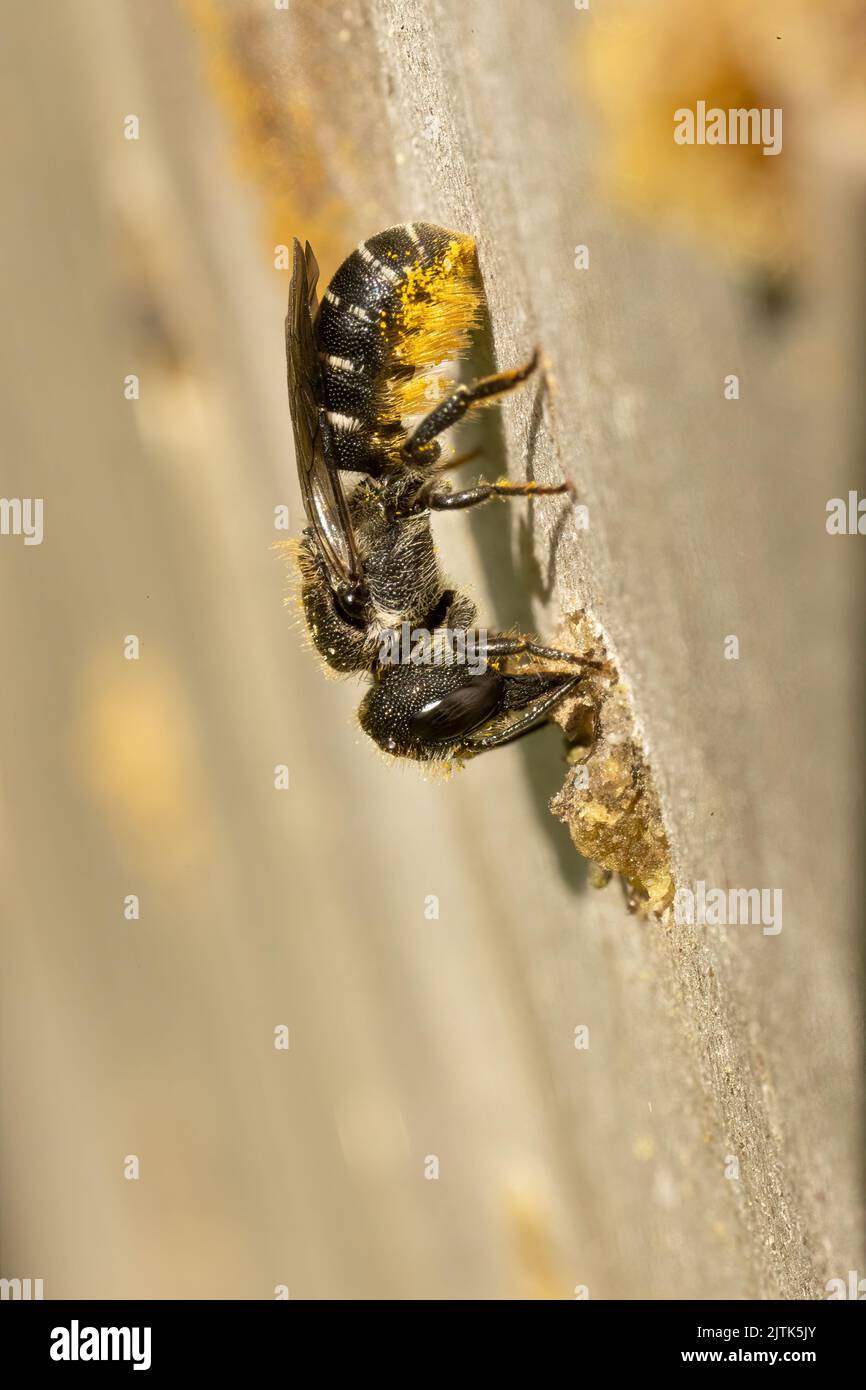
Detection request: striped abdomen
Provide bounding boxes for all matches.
[314,222,482,475]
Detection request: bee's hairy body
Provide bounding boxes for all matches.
[286,223,598,764]
[297,473,476,677]
[315,222,481,474]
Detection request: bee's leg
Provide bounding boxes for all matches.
[401,349,541,462]
[460,674,583,752]
[484,635,604,670]
[427,478,570,510]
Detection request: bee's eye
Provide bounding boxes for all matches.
[334,582,369,627]
[409,671,503,742]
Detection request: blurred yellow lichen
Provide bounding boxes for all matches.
[503,1178,571,1300]
[182,0,383,276]
[634,1134,656,1163]
[73,653,212,874]
[577,0,866,270]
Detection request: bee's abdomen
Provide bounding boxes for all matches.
[314,222,481,475]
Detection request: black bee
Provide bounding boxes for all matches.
[286,222,598,764]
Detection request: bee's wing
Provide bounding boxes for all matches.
[286,238,363,588]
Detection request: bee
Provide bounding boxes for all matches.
[286,221,599,763]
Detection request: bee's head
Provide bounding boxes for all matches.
[359,662,504,761]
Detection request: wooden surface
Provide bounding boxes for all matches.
[0,0,862,1299]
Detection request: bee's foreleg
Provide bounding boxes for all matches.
[460,673,583,752]
[483,635,604,669]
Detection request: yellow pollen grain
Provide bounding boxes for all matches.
[377,234,482,427]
